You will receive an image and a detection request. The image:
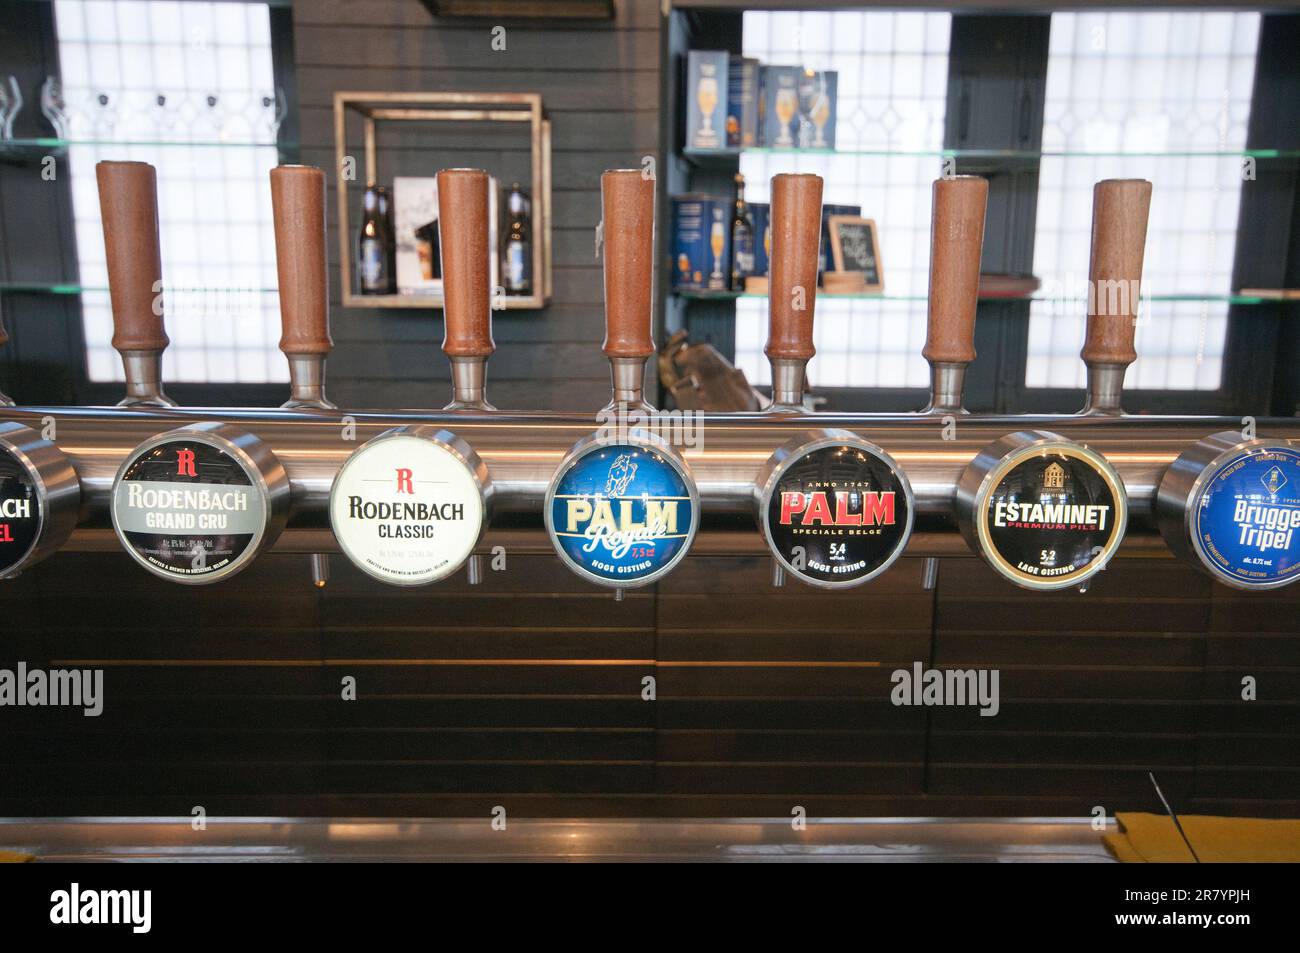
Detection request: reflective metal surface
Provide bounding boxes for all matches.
[3,406,1294,527]
[0,816,1115,863]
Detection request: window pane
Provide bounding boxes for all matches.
[1027,11,1260,391]
[54,0,286,384]
[735,10,951,389]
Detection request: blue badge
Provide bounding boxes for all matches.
[1193,446,1300,587]
[546,441,698,587]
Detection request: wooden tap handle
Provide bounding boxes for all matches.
[437,168,494,359]
[923,175,988,366]
[764,173,823,362]
[96,161,169,353]
[1082,178,1151,368]
[0,302,8,349]
[270,165,332,357]
[600,169,655,360]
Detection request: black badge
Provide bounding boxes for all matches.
[979,447,1124,587]
[762,442,913,588]
[0,449,41,575]
[112,439,268,581]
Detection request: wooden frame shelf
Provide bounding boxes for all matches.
[332,90,552,311]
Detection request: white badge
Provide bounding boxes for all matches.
[330,428,487,586]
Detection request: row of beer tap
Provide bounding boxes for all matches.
[0,160,1296,594]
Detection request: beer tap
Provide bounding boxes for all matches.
[437,168,497,412]
[599,168,656,414]
[0,304,12,406]
[270,164,335,590]
[1080,179,1152,416]
[271,165,336,411]
[95,161,177,408]
[921,175,988,415]
[764,173,824,411]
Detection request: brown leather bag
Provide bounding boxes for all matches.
[657,330,764,412]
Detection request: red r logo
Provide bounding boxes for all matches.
[395,468,414,494]
[176,448,197,477]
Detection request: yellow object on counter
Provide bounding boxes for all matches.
[1106,812,1300,862]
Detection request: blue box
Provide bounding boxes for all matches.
[684,50,729,152]
[759,66,838,150]
[726,57,760,148]
[820,203,860,280]
[672,194,731,292]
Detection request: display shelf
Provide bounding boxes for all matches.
[332,90,552,312]
[673,290,1279,305]
[0,137,286,150]
[682,145,1300,164]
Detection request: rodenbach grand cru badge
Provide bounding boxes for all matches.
[545,432,698,588]
[329,426,489,586]
[1158,433,1300,590]
[957,431,1127,591]
[0,422,79,578]
[756,430,914,588]
[111,424,288,584]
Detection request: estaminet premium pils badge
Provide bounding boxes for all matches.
[755,430,914,589]
[0,422,80,578]
[111,423,288,584]
[1158,432,1300,590]
[957,430,1127,591]
[545,431,698,588]
[330,426,489,586]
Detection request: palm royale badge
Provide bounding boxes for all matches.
[1158,432,1300,590]
[329,426,489,586]
[755,430,914,589]
[111,423,288,584]
[0,422,80,578]
[957,431,1127,591]
[545,431,698,588]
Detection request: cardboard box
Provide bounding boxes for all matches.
[726,57,760,148]
[684,50,728,152]
[819,203,860,281]
[759,66,838,150]
[672,194,731,291]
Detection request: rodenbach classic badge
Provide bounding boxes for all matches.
[545,431,698,588]
[330,426,489,586]
[1158,432,1300,590]
[111,423,288,584]
[957,431,1127,591]
[0,422,79,578]
[755,430,914,588]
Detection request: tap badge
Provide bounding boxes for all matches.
[0,446,42,576]
[1188,444,1300,589]
[758,432,914,588]
[330,427,488,587]
[545,435,698,587]
[960,432,1127,591]
[111,425,287,584]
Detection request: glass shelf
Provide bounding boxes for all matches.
[674,290,1282,305]
[0,282,277,295]
[683,145,1300,163]
[0,137,287,151]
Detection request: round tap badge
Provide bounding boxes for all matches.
[1158,433,1300,590]
[957,431,1127,591]
[756,430,914,589]
[545,431,698,588]
[329,426,489,587]
[0,422,80,578]
[111,423,288,584]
